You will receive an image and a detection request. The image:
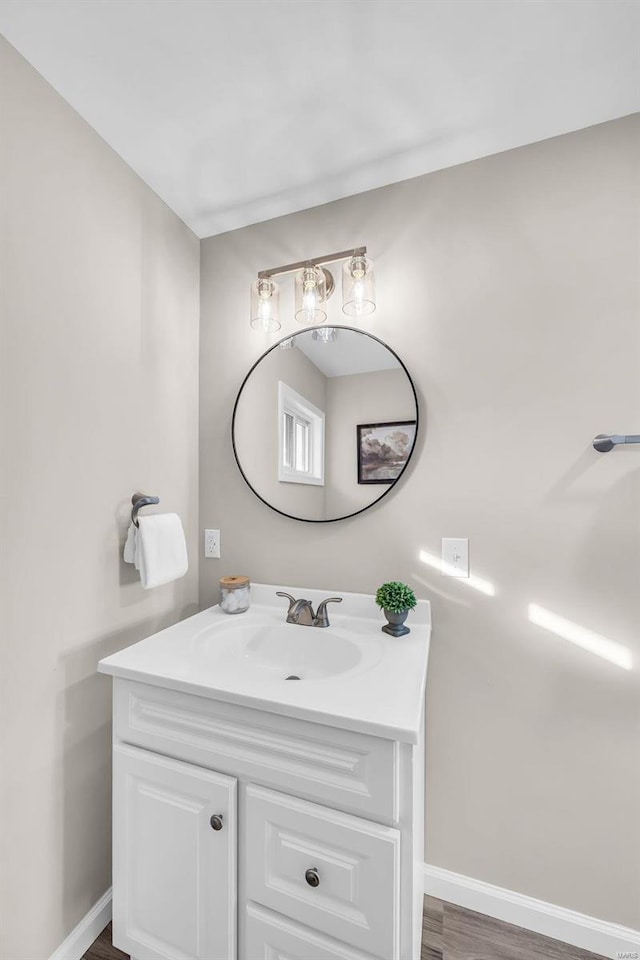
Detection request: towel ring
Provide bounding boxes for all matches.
[131,492,159,527]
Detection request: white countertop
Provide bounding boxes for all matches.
[98,583,431,743]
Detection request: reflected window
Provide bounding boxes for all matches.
[278,381,324,485]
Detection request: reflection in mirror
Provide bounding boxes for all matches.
[232,327,418,522]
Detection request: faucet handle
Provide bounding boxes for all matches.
[276,591,297,613]
[315,596,343,627]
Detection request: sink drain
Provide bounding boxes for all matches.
[285,675,301,680]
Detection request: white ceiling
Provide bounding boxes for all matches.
[1,0,638,239]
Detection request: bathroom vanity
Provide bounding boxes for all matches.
[98,584,431,960]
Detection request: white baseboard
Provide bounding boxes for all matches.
[424,863,639,960]
[49,888,112,960]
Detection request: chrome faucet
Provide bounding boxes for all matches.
[276,592,342,628]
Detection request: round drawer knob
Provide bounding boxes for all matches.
[210,814,224,831]
[305,867,320,888]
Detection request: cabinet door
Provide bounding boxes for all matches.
[113,744,236,960]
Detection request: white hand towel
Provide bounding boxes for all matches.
[124,514,188,589]
[123,523,138,566]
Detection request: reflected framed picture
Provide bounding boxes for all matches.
[357,420,417,484]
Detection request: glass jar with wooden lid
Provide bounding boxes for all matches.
[219,575,250,614]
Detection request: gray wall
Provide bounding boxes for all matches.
[0,38,200,960]
[200,115,640,928]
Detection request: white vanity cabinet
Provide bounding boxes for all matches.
[99,587,430,960]
[109,677,425,960]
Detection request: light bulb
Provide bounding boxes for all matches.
[250,277,280,331]
[342,255,375,317]
[302,285,318,320]
[257,298,273,328]
[351,280,365,313]
[295,266,327,325]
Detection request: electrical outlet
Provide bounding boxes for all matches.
[442,538,469,577]
[204,529,220,559]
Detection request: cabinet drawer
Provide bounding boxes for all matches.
[114,679,398,822]
[245,784,400,960]
[245,901,378,960]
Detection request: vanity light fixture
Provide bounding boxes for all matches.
[250,247,375,331]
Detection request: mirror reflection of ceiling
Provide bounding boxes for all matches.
[233,328,418,523]
[296,331,399,378]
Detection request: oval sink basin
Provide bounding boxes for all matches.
[191,618,380,681]
[241,625,362,679]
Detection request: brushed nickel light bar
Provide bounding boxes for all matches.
[250,246,375,332]
[257,246,367,279]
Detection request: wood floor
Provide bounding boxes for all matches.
[421,897,606,960]
[83,898,607,960]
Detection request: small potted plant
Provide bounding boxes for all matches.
[375,581,417,637]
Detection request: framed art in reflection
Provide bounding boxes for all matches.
[357,420,417,484]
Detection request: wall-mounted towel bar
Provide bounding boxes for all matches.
[131,492,160,526]
[593,434,640,453]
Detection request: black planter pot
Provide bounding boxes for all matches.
[381,608,410,637]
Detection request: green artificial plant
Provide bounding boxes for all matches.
[375,581,417,614]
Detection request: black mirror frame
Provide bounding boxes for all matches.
[231,325,419,523]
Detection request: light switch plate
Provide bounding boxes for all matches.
[204,529,220,559]
[442,538,469,577]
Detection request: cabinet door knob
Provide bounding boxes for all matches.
[305,867,320,888]
[210,814,224,831]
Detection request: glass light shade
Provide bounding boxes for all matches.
[250,277,281,331]
[279,337,295,350]
[342,255,375,317]
[294,266,327,325]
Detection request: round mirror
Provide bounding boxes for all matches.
[232,326,418,522]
